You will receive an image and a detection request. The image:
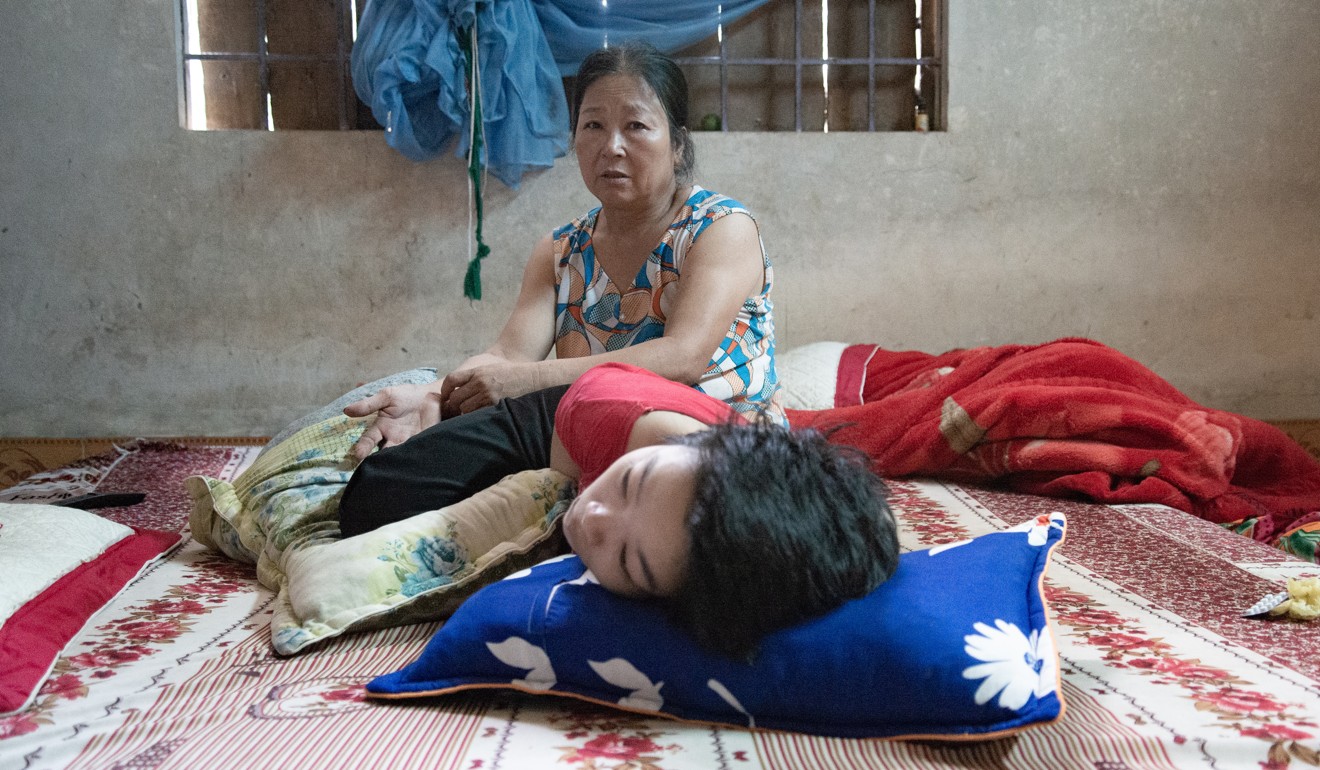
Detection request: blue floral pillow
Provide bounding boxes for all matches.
[367,513,1066,739]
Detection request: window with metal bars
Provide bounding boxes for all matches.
[178,0,373,130]
[178,0,943,132]
[672,0,944,132]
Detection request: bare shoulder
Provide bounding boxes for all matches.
[699,208,760,244]
[682,209,765,295]
[512,233,559,295]
[528,232,557,270]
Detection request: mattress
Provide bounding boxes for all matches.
[2,441,1317,769]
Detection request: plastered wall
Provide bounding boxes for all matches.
[1,1,1317,437]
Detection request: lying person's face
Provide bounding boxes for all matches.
[561,444,698,599]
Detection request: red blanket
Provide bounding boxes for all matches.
[786,338,1320,555]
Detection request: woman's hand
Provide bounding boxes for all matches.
[440,362,541,417]
[343,382,444,461]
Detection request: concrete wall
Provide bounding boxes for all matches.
[2,1,1317,437]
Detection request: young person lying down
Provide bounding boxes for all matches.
[338,363,898,658]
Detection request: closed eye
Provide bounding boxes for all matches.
[619,543,633,589]
[635,455,657,497]
[620,456,655,502]
[619,541,656,599]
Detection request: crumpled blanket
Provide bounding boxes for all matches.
[786,338,1320,560]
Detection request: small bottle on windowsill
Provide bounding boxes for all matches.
[913,97,930,132]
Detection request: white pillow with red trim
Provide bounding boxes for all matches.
[0,503,180,715]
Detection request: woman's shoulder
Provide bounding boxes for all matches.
[683,186,756,229]
[552,205,602,240]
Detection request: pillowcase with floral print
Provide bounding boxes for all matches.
[367,513,1066,739]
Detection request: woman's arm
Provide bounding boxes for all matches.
[349,211,766,459]
[345,235,559,460]
[436,234,560,414]
[443,212,767,415]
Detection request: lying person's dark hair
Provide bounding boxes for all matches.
[666,421,899,660]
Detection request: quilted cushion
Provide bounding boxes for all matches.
[186,369,575,655]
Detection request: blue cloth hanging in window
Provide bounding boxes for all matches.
[352,0,569,188]
[532,0,771,77]
[351,0,771,188]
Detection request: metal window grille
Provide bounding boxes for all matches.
[179,0,943,133]
[670,0,945,132]
[178,0,369,130]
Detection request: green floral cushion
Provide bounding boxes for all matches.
[186,414,364,590]
[269,469,570,655]
[185,370,573,655]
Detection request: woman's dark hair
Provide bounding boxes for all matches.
[666,422,899,660]
[571,41,696,185]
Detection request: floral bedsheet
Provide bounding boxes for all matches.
[2,464,1318,770]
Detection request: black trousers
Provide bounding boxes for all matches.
[337,384,571,538]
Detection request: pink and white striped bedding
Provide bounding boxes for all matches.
[2,443,1318,770]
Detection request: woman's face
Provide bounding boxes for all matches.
[561,443,698,599]
[574,74,681,210]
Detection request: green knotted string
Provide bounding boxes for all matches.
[460,27,489,301]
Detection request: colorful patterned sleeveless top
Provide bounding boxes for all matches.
[552,186,785,425]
